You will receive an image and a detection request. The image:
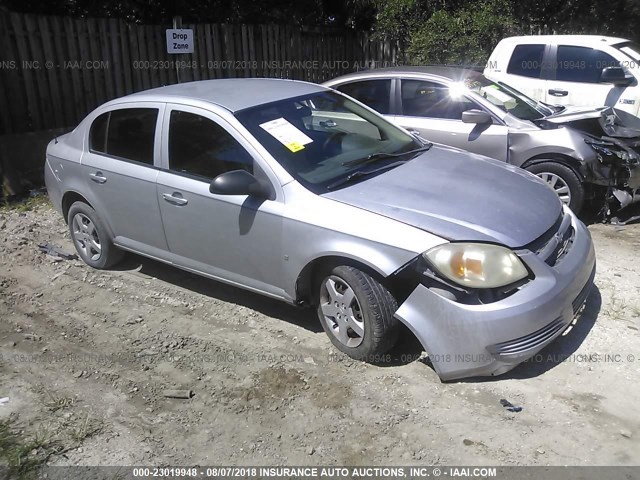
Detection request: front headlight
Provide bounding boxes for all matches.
[423,243,528,289]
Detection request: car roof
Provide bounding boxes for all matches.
[324,66,483,84]
[108,78,328,112]
[499,35,630,46]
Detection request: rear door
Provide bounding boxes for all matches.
[544,45,621,108]
[393,79,509,161]
[156,104,285,297]
[81,103,168,252]
[333,78,394,116]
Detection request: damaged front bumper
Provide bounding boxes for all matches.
[394,208,596,381]
[584,135,640,210]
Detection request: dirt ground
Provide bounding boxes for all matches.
[0,198,639,470]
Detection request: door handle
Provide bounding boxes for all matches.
[89,172,107,184]
[162,193,188,206]
[548,88,568,97]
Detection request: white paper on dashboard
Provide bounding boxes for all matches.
[259,117,313,152]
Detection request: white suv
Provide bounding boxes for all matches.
[485,35,640,117]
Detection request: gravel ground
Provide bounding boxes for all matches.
[0,199,638,468]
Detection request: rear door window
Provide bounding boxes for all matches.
[89,108,158,165]
[335,79,392,114]
[507,44,546,79]
[556,46,620,83]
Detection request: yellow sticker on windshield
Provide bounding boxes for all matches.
[285,141,305,152]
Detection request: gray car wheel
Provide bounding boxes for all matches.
[68,202,123,269]
[317,265,399,360]
[525,162,585,213]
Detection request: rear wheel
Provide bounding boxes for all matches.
[317,265,399,361]
[68,202,123,269]
[525,161,585,213]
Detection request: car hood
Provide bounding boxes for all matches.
[538,106,640,139]
[323,145,562,248]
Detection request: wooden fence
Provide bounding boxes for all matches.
[0,11,399,135]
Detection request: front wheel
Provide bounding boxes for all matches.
[525,161,585,213]
[317,265,399,361]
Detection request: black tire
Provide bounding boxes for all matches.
[67,201,123,269]
[316,265,399,361]
[525,161,585,213]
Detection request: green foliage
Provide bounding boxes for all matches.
[374,0,640,66]
[373,0,425,49]
[407,0,517,65]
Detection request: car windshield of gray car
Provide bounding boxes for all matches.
[235,91,424,193]
[462,75,549,121]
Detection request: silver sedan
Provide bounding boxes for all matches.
[45,78,595,380]
[324,67,640,214]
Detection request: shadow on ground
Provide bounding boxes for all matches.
[113,253,324,334]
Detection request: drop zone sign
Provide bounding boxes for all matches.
[166,29,194,54]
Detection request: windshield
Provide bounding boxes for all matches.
[461,74,553,120]
[235,91,422,193]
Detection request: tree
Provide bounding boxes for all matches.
[404,0,517,65]
[0,0,374,26]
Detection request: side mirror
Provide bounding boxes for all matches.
[461,109,492,124]
[600,66,633,86]
[209,170,270,198]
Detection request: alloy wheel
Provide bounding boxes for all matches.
[71,213,102,262]
[536,172,571,205]
[319,276,365,348]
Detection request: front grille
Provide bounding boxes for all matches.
[488,317,566,356]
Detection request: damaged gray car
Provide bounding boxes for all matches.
[324,67,640,214]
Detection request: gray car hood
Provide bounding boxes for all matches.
[324,145,562,248]
[539,106,640,139]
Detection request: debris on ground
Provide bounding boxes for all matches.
[163,390,194,399]
[500,398,523,413]
[610,215,640,226]
[0,397,9,406]
[37,241,78,260]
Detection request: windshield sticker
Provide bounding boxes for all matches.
[259,117,313,152]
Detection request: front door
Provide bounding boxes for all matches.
[156,105,285,298]
[394,79,509,161]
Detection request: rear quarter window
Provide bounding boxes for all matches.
[507,44,546,79]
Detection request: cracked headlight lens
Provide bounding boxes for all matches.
[423,243,528,289]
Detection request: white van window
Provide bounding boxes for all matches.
[507,44,546,78]
[556,46,619,83]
